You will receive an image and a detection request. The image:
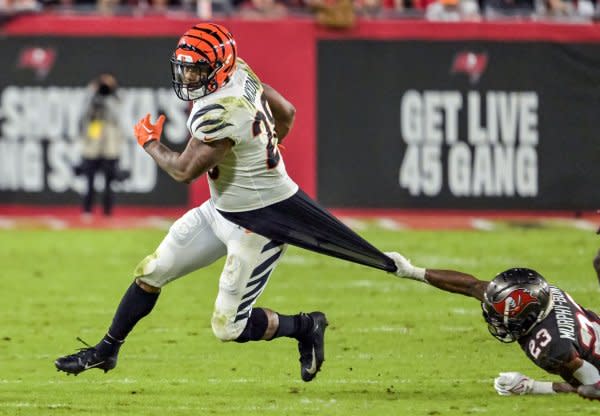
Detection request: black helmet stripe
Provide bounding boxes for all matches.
[180,35,220,62]
[204,23,229,36]
[193,27,226,58]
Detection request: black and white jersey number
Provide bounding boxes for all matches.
[529,328,552,359]
[253,92,280,169]
[577,313,600,356]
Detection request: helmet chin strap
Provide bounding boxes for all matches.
[190,86,208,100]
[205,62,225,93]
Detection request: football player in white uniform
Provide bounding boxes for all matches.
[55,23,399,382]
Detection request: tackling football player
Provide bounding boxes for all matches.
[386,250,600,400]
[55,23,400,382]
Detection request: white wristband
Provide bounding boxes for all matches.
[531,381,555,394]
[573,360,600,384]
[407,266,427,283]
[385,252,428,283]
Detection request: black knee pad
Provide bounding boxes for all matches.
[235,308,269,343]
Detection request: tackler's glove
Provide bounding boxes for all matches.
[384,252,427,282]
[134,114,166,147]
[494,372,534,396]
[578,381,600,400]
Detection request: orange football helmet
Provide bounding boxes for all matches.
[170,23,237,101]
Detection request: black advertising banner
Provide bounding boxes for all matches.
[317,40,600,210]
[0,36,189,206]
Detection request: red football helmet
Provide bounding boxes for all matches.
[170,23,237,101]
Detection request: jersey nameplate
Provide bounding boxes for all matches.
[550,287,576,341]
[242,73,260,106]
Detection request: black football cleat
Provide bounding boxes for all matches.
[54,338,118,375]
[298,312,328,382]
[578,382,600,401]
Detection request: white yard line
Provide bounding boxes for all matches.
[471,218,496,231]
[376,218,406,231]
[0,216,16,229]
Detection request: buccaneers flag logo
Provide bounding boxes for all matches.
[451,52,488,84]
[17,47,57,80]
[492,289,538,317]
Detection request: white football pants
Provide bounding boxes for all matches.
[135,199,287,341]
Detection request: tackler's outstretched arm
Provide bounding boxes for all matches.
[385,252,488,302]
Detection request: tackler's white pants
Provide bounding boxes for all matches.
[135,199,287,341]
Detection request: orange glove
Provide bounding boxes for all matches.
[134,114,166,147]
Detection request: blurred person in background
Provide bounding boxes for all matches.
[536,0,596,19]
[353,0,408,17]
[75,73,126,217]
[237,0,288,18]
[411,0,436,11]
[39,0,110,14]
[305,0,355,28]
[425,0,480,20]
[482,0,535,18]
[133,0,192,15]
[383,0,408,14]
[0,0,40,14]
[148,0,169,12]
[386,249,600,400]
[354,0,385,17]
[96,0,120,14]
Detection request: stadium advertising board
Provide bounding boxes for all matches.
[317,40,600,210]
[0,37,189,206]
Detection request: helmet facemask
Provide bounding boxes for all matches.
[170,57,223,101]
[481,300,544,343]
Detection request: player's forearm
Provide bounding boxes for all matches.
[424,269,487,302]
[272,101,295,143]
[387,253,486,301]
[262,83,295,142]
[144,141,202,183]
[552,382,577,393]
[273,112,295,143]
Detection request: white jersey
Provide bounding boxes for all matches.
[187,59,298,212]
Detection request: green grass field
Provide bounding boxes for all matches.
[2,224,600,415]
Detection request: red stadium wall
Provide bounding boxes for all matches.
[1,15,600,214]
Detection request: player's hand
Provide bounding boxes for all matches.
[577,382,600,400]
[494,372,534,395]
[384,252,426,282]
[134,114,166,148]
